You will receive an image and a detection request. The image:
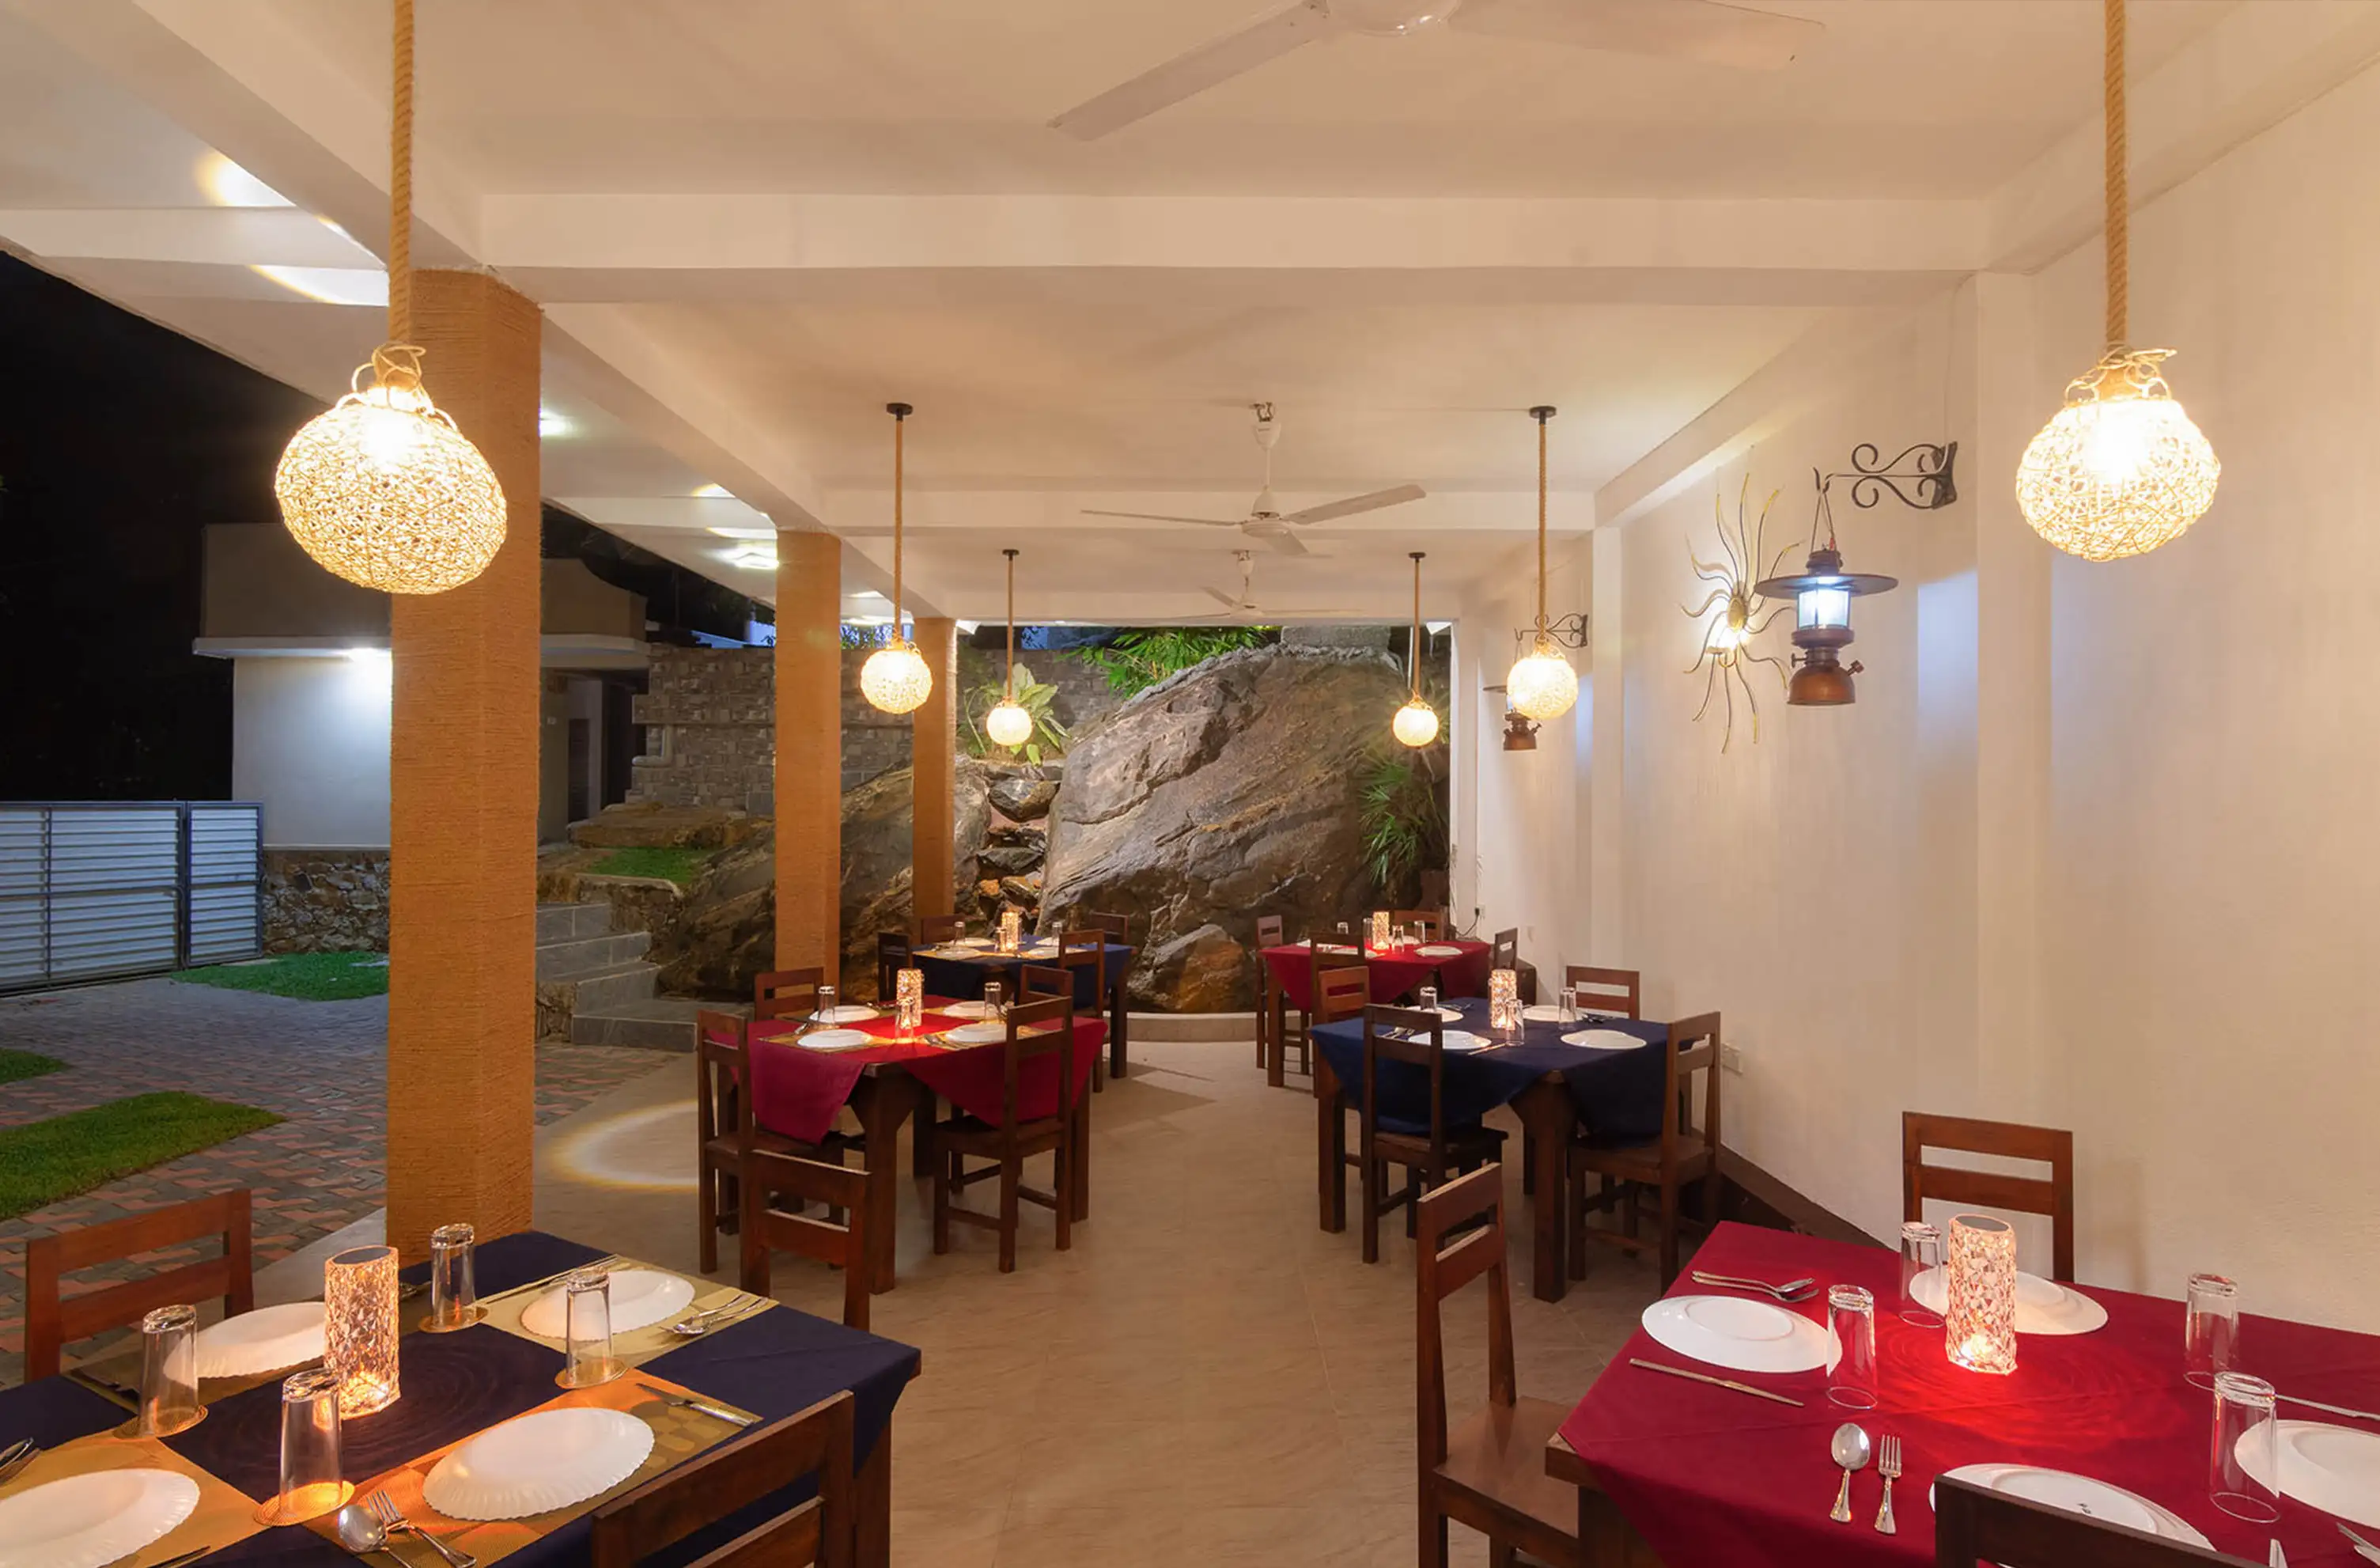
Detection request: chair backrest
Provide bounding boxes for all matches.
[1313,962,1371,1025]
[917,912,964,945]
[1903,1112,2076,1282]
[590,1391,855,1568]
[1932,1476,2257,1567]
[1255,913,1285,949]
[1016,963,1071,1003]
[1000,993,1078,1131]
[1058,929,1106,999]
[1563,964,1641,1020]
[1413,1163,1512,1471]
[1489,926,1519,972]
[740,1143,870,1331]
[755,967,826,1023]
[1391,908,1447,941]
[1086,910,1131,942]
[1360,1003,1451,1168]
[25,1190,255,1380]
[875,930,911,998]
[695,1009,748,1152]
[1659,1013,1724,1171]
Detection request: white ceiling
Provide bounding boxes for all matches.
[2,0,2359,623]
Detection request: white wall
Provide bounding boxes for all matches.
[233,656,392,848]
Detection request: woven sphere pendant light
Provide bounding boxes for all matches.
[861,403,933,715]
[277,0,505,594]
[1393,551,1440,748]
[1504,406,1578,722]
[984,548,1034,747]
[2015,0,2219,561]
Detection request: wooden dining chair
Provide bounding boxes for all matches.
[932,993,1080,1272]
[1902,1112,2076,1282]
[1057,928,1109,1091]
[1281,945,1367,1079]
[740,1142,871,1331]
[755,966,826,1023]
[916,911,964,946]
[1357,1004,1507,1264]
[591,1391,854,1568]
[1393,908,1448,941]
[1254,912,1287,1069]
[1414,1163,1584,1568]
[874,930,910,1000]
[1085,910,1131,943]
[1015,967,1093,1223]
[25,1189,255,1380]
[1561,965,1640,1019]
[1313,961,1371,1027]
[1490,926,1519,974]
[1567,1013,1722,1287]
[1932,1476,2258,1567]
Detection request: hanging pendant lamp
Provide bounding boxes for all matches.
[1393,551,1440,748]
[275,0,505,595]
[984,548,1035,748]
[2015,0,2219,561]
[861,403,934,715]
[1504,406,1578,722]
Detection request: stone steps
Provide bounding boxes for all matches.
[536,901,613,944]
[534,930,653,983]
[569,995,746,1052]
[535,901,659,1043]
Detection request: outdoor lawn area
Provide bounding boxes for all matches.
[0,1091,281,1221]
[170,949,389,1001]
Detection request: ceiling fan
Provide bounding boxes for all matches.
[1080,403,1425,558]
[1164,548,1368,623]
[1050,0,1823,140]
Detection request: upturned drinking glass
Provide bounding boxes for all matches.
[814,983,838,1025]
[259,1366,350,1524]
[137,1303,204,1436]
[2186,1273,2240,1392]
[423,1221,480,1332]
[1899,1221,1944,1328]
[557,1268,623,1388]
[2209,1370,2281,1523]
[1417,986,1440,1015]
[1558,986,1579,1025]
[1826,1285,1879,1411]
[983,980,1005,1019]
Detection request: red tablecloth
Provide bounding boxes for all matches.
[1558,1221,2380,1566]
[1261,938,1493,1010]
[747,1004,1104,1145]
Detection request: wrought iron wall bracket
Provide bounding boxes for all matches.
[1815,441,1958,513]
[1512,612,1590,651]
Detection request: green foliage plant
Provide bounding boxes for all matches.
[1070,627,1273,699]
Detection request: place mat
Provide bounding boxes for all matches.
[0,1427,266,1565]
[480,1264,773,1369]
[302,1371,754,1568]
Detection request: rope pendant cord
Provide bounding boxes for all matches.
[1004,549,1018,700]
[388,0,413,346]
[891,408,906,646]
[2104,0,2127,350]
[1536,411,1548,637]
[1409,553,1423,698]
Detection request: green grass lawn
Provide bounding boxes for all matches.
[0,1049,65,1085]
[171,950,389,1001]
[586,846,711,887]
[0,1093,283,1221]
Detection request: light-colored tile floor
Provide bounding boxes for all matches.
[532,1036,1671,1567]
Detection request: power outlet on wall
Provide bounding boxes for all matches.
[1720,1042,1745,1075]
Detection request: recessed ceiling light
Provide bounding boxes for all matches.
[693,483,732,499]
[726,545,778,571]
[851,589,885,600]
[955,620,980,634]
[539,407,570,438]
[706,525,775,540]
[252,265,388,307]
[199,152,293,208]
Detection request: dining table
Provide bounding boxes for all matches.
[0,1229,920,1566]
[1307,994,1673,1302]
[1548,1219,2380,1565]
[748,1000,1103,1291]
[907,938,1134,1079]
[1259,935,1496,1088]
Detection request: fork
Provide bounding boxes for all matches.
[1875,1434,1901,1535]
[364,1488,477,1568]
[666,1293,769,1338]
[0,1439,36,1485]
[1689,1271,1820,1303]
[2340,1523,2380,1564]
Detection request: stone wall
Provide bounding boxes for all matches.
[841,649,911,790]
[628,647,774,812]
[263,849,389,953]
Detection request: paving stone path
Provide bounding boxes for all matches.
[0,975,663,1386]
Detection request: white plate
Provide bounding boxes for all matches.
[195,1300,327,1379]
[796,1028,875,1052]
[938,999,996,1019]
[1521,1004,1568,1022]
[2240,1421,2380,1527]
[423,1407,654,1522]
[1932,1465,2212,1547]
[1561,1028,1648,1051]
[942,1021,1008,1045]
[1416,944,1464,958]
[1907,1268,2109,1335]
[0,1468,200,1568]
[955,937,994,949]
[814,1004,876,1024]
[918,945,972,958]
[1640,1295,1831,1374]
[518,1267,696,1339]
[1436,1031,1489,1052]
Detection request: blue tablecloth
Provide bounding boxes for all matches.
[0,1230,920,1567]
[912,942,1131,1013]
[1311,995,1672,1146]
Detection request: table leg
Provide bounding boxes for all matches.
[854,1074,921,1294]
[1315,1055,1346,1233]
[1512,1079,1576,1303]
[1108,975,1128,1080]
[910,1093,937,1176]
[1268,968,1287,1089]
[857,1415,893,1568]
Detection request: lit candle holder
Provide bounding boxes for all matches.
[1489,968,1522,1036]
[1369,911,1390,952]
[895,967,924,1032]
[1944,1213,2019,1376]
[997,909,1023,955]
[324,1244,401,1415]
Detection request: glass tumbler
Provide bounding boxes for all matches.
[137,1303,204,1436]
[423,1221,480,1333]
[984,980,1005,1019]
[557,1268,623,1388]
[1899,1221,1944,1328]
[1559,986,1579,1025]
[815,983,838,1025]
[1826,1285,1879,1411]
[1418,986,1440,1016]
[2209,1370,2281,1523]
[2186,1273,2240,1392]
[259,1366,351,1524]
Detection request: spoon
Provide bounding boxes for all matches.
[334,1502,399,1562]
[1690,1271,1820,1304]
[1828,1422,1871,1524]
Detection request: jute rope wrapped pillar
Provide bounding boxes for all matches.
[911,617,957,926]
[385,269,540,1261]
[775,530,843,972]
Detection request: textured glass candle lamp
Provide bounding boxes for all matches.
[1489,969,1522,1036]
[324,1244,401,1415]
[997,909,1023,955]
[1943,1214,2019,1376]
[258,1367,350,1524]
[137,1304,205,1437]
[1370,911,1390,951]
[895,967,924,1032]
[422,1221,482,1333]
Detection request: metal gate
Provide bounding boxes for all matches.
[0,802,263,992]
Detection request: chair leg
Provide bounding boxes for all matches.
[698,1165,718,1276]
[1054,1142,1073,1253]
[1567,1165,1587,1282]
[1523,1128,1537,1196]
[1658,1179,1681,1288]
[1421,1494,1449,1568]
[1360,1157,1381,1265]
[933,1147,954,1256]
[998,1155,1021,1273]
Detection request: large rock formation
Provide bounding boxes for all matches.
[1038,645,1417,1011]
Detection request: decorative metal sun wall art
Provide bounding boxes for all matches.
[1683,477,1793,752]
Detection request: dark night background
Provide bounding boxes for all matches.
[0,254,757,802]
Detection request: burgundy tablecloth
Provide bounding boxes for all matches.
[748,1005,1103,1143]
[1262,939,1493,1009]
[1557,1221,2380,1566]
